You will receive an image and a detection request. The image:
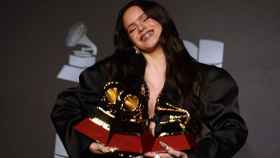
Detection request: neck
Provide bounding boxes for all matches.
[142,46,166,69]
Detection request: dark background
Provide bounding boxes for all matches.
[1,0,279,157]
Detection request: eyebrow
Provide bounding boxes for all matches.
[127,12,146,29]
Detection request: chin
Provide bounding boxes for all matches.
[140,39,161,51]
[141,43,162,53]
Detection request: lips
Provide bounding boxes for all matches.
[140,30,154,41]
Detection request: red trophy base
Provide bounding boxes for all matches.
[74,118,193,153]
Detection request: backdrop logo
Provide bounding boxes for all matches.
[57,22,98,82]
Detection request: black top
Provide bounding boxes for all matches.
[51,52,248,158]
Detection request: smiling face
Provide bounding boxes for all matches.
[122,6,163,53]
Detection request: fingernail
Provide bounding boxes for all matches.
[159,141,167,146]
[109,148,118,152]
[144,151,155,155]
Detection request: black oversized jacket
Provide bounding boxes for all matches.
[51,52,248,158]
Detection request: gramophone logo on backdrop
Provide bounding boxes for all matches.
[54,22,224,158]
[57,22,98,82]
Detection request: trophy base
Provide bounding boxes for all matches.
[74,118,193,153]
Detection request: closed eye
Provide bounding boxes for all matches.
[143,16,150,22]
[128,27,136,33]
[142,15,150,22]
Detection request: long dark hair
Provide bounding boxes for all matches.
[113,0,204,136]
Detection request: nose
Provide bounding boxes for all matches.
[137,23,145,32]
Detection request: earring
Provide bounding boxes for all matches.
[134,47,141,54]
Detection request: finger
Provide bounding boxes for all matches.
[89,142,118,154]
[144,152,173,158]
[101,146,118,153]
[144,151,157,157]
[158,153,173,158]
[159,141,173,152]
[166,149,185,158]
[89,142,104,154]
[159,141,186,158]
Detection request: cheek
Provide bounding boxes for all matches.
[128,34,139,44]
[149,23,162,36]
[149,19,161,27]
[156,25,163,37]
[155,23,162,31]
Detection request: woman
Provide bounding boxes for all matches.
[51,0,248,158]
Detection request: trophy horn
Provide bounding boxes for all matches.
[65,22,97,56]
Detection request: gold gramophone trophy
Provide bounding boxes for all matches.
[74,81,148,153]
[74,81,193,153]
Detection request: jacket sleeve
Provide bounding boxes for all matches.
[50,64,108,158]
[187,67,248,158]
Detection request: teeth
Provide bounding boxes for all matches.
[141,31,153,41]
